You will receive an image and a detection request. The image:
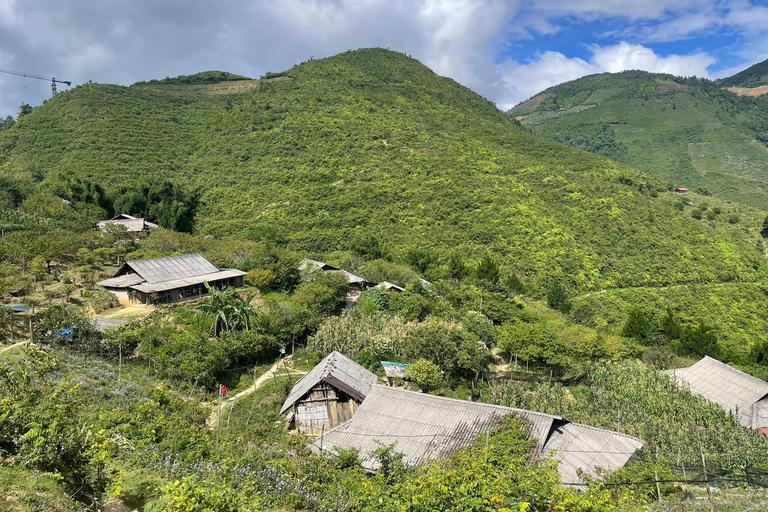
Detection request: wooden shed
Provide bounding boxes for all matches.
[280,351,378,435]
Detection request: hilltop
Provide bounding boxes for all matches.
[718,57,768,88]
[1,48,767,293]
[509,69,768,209]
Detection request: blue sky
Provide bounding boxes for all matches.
[1,0,767,118]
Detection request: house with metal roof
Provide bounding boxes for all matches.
[667,356,768,430]
[298,259,375,292]
[97,214,159,235]
[310,385,644,486]
[280,351,379,435]
[97,253,246,306]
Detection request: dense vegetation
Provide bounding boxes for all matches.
[2,48,768,510]
[3,49,768,295]
[132,71,252,86]
[509,68,768,209]
[718,58,768,87]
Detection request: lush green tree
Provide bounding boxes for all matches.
[292,271,349,317]
[546,280,572,314]
[679,320,720,358]
[497,322,570,369]
[17,102,33,118]
[621,306,653,341]
[475,252,500,285]
[405,248,436,274]
[446,251,468,281]
[195,284,259,335]
[404,358,443,392]
[502,273,527,295]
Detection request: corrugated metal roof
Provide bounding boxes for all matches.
[299,259,340,272]
[668,356,768,428]
[543,422,645,485]
[97,218,158,232]
[311,385,643,486]
[130,269,246,293]
[280,351,378,414]
[298,259,372,286]
[97,273,147,288]
[125,253,219,284]
[377,281,405,292]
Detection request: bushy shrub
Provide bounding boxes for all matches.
[404,358,443,391]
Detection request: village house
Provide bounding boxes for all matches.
[97,253,246,306]
[667,356,768,432]
[298,259,375,293]
[310,384,644,487]
[97,213,159,236]
[674,188,688,194]
[280,351,378,435]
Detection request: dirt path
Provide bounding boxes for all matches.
[206,357,306,429]
[0,340,29,355]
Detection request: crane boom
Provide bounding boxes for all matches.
[0,68,71,95]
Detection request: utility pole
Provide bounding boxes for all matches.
[216,384,222,445]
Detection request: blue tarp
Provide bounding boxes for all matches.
[50,326,76,342]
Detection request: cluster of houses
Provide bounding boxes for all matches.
[278,351,768,486]
[92,234,768,485]
[280,351,645,486]
[97,253,403,307]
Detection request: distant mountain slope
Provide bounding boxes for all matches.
[1,49,766,292]
[718,58,768,88]
[509,70,768,209]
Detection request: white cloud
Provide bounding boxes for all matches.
[0,0,765,119]
[496,42,715,109]
[590,42,714,76]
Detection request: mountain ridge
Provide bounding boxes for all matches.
[1,48,766,293]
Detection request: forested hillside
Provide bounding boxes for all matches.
[718,58,768,87]
[1,49,767,294]
[509,67,768,209]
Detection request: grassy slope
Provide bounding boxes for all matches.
[718,57,768,88]
[0,49,767,293]
[510,70,768,209]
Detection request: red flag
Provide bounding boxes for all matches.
[220,385,227,397]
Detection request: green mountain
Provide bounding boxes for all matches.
[509,69,768,209]
[1,49,767,293]
[718,57,768,87]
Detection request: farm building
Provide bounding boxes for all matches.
[298,259,375,292]
[97,213,158,235]
[381,361,408,385]
[667,356,768,430]
[280,351,378,435]
[311,385,644,486]
[97,253,246,306]
[674,188,688,194]
[376,281,405,292]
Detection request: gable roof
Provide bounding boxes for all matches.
[124,253,219,284]
[668,356,768,428]
[280,351,378,414]
[97,253,246,292]
[97,215,159,232]
[311,385,644,486]
[298,259,372,286]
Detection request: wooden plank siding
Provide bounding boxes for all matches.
[294,382,361,435]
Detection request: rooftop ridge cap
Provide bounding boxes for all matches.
[371,385,563,421]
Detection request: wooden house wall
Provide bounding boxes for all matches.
[294,382,361,435]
